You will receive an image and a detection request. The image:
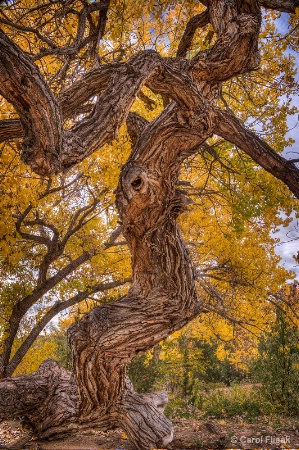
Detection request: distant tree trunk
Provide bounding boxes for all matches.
[1,1,299,449]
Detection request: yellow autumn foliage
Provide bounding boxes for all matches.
[0,0,298,374]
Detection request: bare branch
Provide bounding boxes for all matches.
[103,225,124,249]
[14,205,52,247]
[31,1,110,61]
[38,173,84,199]
[176,10,209,58]
[61,197,102,245]
[0,17,57,48]
[88,0,110,60]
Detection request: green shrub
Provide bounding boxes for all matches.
[193,384,273,419]
[165,396,203,419]
[251,309,299,415]
[128,349,162,393]
[51,332,72,370]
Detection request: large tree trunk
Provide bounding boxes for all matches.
[66,102,212,447]
[1,1,299,449]
[0,100,210,448]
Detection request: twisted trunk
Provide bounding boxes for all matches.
[0,101,211,448]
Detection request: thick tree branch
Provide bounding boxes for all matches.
[260,0,299,13]
[0,29,63,174]
[0,63,115,144]
[58,64,117,117]
[215,108,299,199]
[0,44,217,174]
[191,0,261,81]
[61,51,207,170]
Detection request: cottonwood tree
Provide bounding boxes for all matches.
[0,0,299,448]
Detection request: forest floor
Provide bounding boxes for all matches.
[1,416,299,450]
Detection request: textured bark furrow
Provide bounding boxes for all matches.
[126,103,210,169]
[191,0,261,82]
[0,64,117,144]
[61,52,162,169]
[57,64,119,119]
[0,118,23,141]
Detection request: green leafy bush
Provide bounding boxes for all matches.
[165,396,202,419]
[192,384,273,419]
[251,309,299,415]
[128,347,162,393]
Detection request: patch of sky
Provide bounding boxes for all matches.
[270,13,299,278]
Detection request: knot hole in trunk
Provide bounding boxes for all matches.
[131,176,143,190]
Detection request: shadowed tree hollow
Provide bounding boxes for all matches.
[0,0,299,448]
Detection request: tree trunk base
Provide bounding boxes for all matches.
[121,378,173,449]
[0,360,173,450]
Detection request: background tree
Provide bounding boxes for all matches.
[0,1,299,449]
[0,162,131,379]
[252,283,299,414]
[253,309,299,414]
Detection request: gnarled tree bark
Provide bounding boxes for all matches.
[1,0,299,449]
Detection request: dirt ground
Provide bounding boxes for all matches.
[1,417,299,449]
